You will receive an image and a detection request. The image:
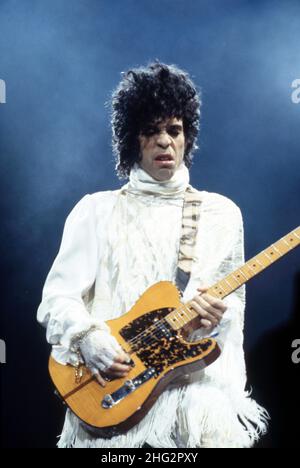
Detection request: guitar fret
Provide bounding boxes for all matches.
[284,233,299,247]
[182,305,197,322]
[255,257,265,269]
[281,238,292,248]
[219,281,230,295]
[172,314,182,330]
[168,313,182,330]
[180,307,191,324]
[272,243,283,255]
[242,264,253,278]
[174,309,186,327]
[224,278,234,291]
[230,274,242,287]
[252,258,263,270]
[214,284,226,294]
[263,251,272,262]
[182,307,192,323]
[287,233,299,243]
[257,253,270,267]
[185,305,197,320]
[211,284,226,298]
[245,262,258,275]
[176,308,187,326]
[238,268,249,280]
[259,253,272,268]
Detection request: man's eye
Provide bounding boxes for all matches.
[142,128,157,136]
[169,129,180,137]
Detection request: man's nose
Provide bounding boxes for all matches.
[156,131,171,148]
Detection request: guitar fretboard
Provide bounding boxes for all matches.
[165,226,300,331]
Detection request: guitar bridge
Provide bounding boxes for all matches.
[101,368,156,409]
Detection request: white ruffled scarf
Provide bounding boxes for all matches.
[58,163,269,449]
[124,161,190,198]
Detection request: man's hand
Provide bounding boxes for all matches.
[94,349,132,388]
[189,286,227,329]
[79,328,132,388]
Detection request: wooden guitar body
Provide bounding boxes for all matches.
[49,226,299,437]
[49,281,220,438]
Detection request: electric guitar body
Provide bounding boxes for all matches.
[49,280,220,438]
[49,226,300,437]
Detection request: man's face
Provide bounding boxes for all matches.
[138,117,185,181]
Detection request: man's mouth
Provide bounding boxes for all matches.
[154,154,174,161]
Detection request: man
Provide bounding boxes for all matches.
[37,62,268,448]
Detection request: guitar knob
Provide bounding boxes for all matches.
[125,380,135,390]
[103,394,114,406]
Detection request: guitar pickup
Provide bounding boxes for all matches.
[101,368,156,409]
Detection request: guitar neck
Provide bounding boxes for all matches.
[205,225,300,300]
[165,226,300,331]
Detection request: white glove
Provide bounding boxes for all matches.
[79,328,124,375]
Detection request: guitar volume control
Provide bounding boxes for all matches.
[102,394,115,408]
[125,379,135,390]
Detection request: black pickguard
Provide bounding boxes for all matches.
[119,308,213,375]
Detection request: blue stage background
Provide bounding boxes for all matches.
[0,0,299,447]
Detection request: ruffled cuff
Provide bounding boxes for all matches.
[50,315,110,366]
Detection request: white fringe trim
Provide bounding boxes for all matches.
[57,380,269,448]
[177,383,269,448]
[57,387,184,448]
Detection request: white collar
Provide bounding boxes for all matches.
[122,162,190,198]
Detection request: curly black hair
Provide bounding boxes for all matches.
[110,61,201,179]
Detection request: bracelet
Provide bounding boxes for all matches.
[70,325,103,383]
[70,324,102,354]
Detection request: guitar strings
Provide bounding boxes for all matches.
[126,303,193,351]
[126,307,180,349]
[128,321,170,351]
[127,315,195,355]
[127,302,193,347]
[126,319,169,351]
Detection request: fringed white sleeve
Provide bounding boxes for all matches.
[37,194,109,366]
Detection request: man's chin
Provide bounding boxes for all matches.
[138,163,177,181]
[152,167,175,181]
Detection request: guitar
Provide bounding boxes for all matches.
[49,226,300,438]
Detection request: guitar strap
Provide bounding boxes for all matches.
[175,185,202,296]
